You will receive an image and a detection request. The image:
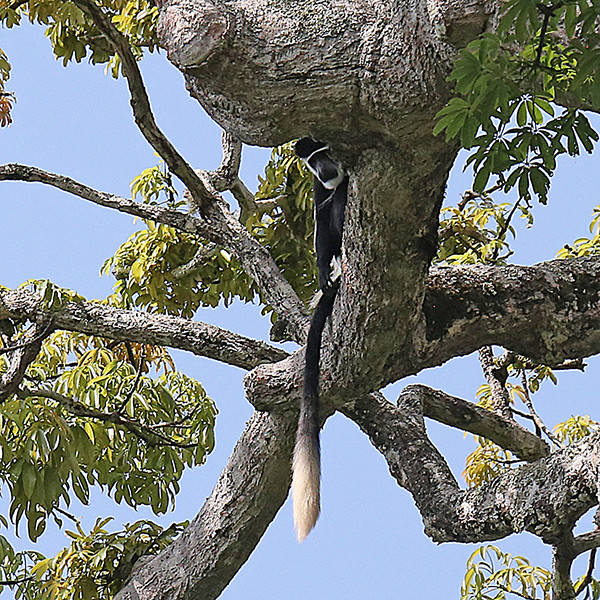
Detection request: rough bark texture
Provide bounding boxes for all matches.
[342,389,600,545]
[117,411,295,600]
[157,0,479,148]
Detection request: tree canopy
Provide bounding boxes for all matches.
[2,0,600,598]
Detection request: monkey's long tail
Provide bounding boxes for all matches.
[292,289,337,542]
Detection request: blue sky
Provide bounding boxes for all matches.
[2,20,600,600]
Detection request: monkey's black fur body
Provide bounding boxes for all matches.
[292,138,348,541]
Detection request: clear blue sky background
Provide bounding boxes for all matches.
[2,20,600,599]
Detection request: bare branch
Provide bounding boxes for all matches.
[171,243,218,280]
[71,0,214,211]
[420,258,600,375]
[0,164,307,338]
[406,384,549,461]
[213,131,243,188]
[574,531,600,557]
[0,288,288,370]
[0,321,53,402]
[519,370,563,448]
[340,390,600,545]
[498,351,587,372]
[575,548,597,596]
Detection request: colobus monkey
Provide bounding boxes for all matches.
[292,138,348,541]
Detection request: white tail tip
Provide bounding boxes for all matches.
[292,436,320,542]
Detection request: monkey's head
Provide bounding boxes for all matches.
[294,137,327,159]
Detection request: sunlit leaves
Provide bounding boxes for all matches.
[130,160,179,207]
[436,198,532,264]
[20,279,85,311]
[0,0,159,73]
[462,545,552,600]
[30,518,186,600]
[435,0,600,206]
[0,326,216,540]
[102,222,257,316]
[553,415,600,445]
[463,438,513,487]
[557,205,600,258]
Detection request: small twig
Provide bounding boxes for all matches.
[0,576,34,586]
[498,351,586,372]
[20,387,196,449]
[53,505,80,525]
[71,0,215,211]
[519,370,563,447]
[491,199,521,262]
[171,243,218,280]
[0,321,53,355]
[116,346,146,414]
[532,4,554,70]
[511,407,536,420]
[575,548,597,596]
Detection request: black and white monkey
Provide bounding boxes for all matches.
[292,138,348,541]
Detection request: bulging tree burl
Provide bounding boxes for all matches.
[2,0,600,597]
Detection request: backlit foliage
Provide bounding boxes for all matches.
[462,545,553,600]
[434,0,600,204]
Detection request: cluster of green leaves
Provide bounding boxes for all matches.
[437,197,533,264]
[0,315,216,542]
[462,544,600,600]
[462,545,552,600]
[27,518,186,600]
[0,539,45,600]
[130,161,178,207]
[102,221,257,316]
[463,437,514,488]
[248,142,318,306]
[435,0,600,204]
[553,414,599,444]
[22,279,85,310]
[0,0,159,75]
[105,145,317,320]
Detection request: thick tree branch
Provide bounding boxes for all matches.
[0,288,288,370]
[419,257,600,374]
[552,534,577,600]
[574,531,600,557]
[0,164,307,339]
[341,389,599,545]
[209,132,259,217]
[246,257,600,411]
[407,384,550,461]
[115,411,296,600]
